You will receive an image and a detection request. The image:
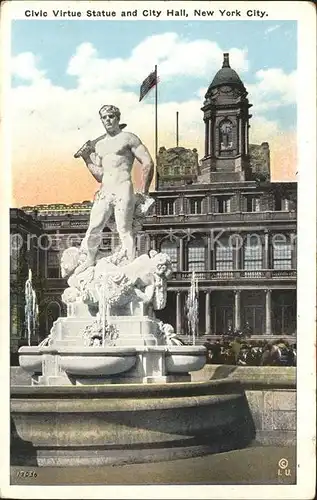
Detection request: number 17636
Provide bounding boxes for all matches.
[17,470,38,478]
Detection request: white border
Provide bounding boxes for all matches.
[1,1,316,499]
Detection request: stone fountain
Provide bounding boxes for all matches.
[19,245,206,386]
[12,237,255,467]
[12,133,255,466]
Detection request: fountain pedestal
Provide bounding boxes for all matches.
[19,312,206,385]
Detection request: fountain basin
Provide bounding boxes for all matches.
[11,379,255,467]
[58,347,137,376]
[166,345,207,374]
[18,347,43,374]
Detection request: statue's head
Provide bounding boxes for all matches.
[163,323,174,335]
[99,105,122,134]
[60,247,80,278]
[150,252,173,279]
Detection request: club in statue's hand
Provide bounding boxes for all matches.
[74,124,127,159]
[74,140,95,159]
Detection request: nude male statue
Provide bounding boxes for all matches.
[74,105,154,274]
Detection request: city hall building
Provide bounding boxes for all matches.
[10,54,297,356]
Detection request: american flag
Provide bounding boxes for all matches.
[139,69,157,102]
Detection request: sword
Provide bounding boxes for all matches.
[74,123,127,158]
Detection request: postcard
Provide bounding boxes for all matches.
[0,1,316,499]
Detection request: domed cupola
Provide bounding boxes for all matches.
[199,53,252,183]
[206,53,246,97]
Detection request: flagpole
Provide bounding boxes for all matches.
[176,111,179,147]
[155,64,158,189]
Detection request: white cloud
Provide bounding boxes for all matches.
[196,87,207,99]
[10,34,249,163]
[11,78,204,163]
[195,66,296,117]
[10,35,294,176]
[66,34,249,91]
[11,52,46,81]
[249,115,280,144]
[247,68,297,113]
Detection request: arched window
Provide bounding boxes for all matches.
[215,236,233,270]
[220,120,233,150]
[243,234,263,278]
[160,239,178,271]
[272,236,292,270]
[47,250,61,278]
[187,238,205,272]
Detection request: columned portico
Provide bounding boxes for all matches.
[176,291,182,334]
[205,291,211,335]
[291,232,297,268]
[234,243,240,270]
[204,119,210,156]
[234,290,241,331]
[264,230,269,269]
[265,289,272,336]
[179,238,184,271]
[145,234,151,254]
[207,233,212,269]
[151,236,157,251]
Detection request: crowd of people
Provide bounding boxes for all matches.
[203,337,297,366]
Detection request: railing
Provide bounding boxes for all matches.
[41,219,88,230]
[35,210,296,230]
[145,211,297,224]
[170,269,297,281]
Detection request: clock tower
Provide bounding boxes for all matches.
[199,53,253,183]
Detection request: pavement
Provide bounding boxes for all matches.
[10,445,296,486]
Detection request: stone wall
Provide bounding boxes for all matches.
[11,367,32,386]
[246,389,295,446]
[191,365,296,446]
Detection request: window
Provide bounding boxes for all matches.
[215,196,231,213]
[161,199,175,216]
[187,239,205,272]
[246,196,261,212]
[160,240,177,271]
[46,301,61,332]
[273,238,292,270]
[243,237,262,270]
[215,237,233,270]
[282,197,296,211]
[11,297,25,338]
[174,165,180,176]
[275,194,282,211]
[220,120,233,150]
[47,250,61,278]
[99,235,112,255]
[189,198,202,215]
[10,234,20,272]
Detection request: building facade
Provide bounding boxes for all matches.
[10,54,297,355]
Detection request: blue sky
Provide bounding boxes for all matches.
[11,20,296,129]
[11,19,297,206]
